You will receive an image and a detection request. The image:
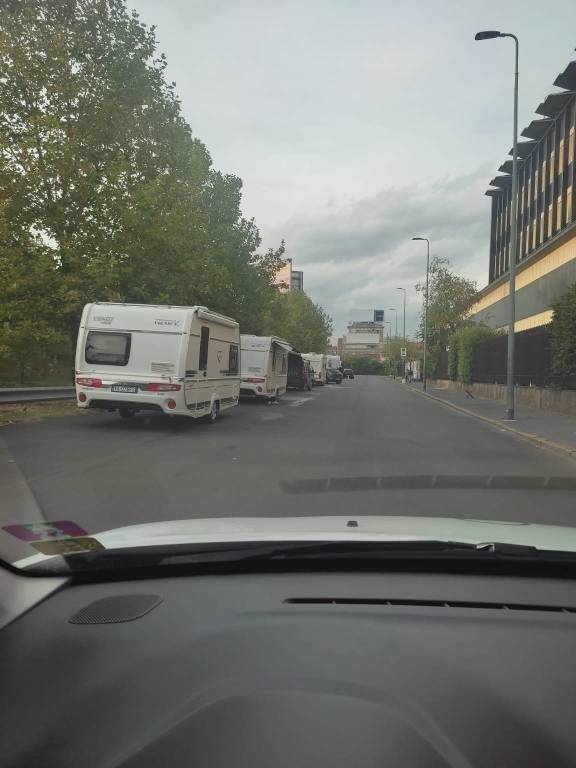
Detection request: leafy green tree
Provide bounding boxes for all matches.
[342,357,386,375]
[0,203,70,383]
[415,256,477,377]
[550,283,576,379]
[0,0,292,379]
[262,291,333,352]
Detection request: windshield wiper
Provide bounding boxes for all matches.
[44,538,562,573]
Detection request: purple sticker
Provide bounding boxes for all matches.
[2,521,88,542]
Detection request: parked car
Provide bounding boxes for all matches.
[287,351,313,391]
[75,302,240,422]
[343,368,355,379]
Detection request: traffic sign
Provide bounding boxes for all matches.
[400,347,407,358]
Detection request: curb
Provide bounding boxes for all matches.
[404,384,576,462]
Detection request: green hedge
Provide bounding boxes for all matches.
[550,283,576,378]
[448,325,501,384]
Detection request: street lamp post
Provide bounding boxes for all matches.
[387,307,399,378]
[412,237,430,392]
[384,321,392,362]
[397,288,407,379]
[475,29,519,420]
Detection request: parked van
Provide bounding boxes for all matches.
[75,303,240,422]
[240,335,291,400]
[326,354,343,384]
[301,353,327,385]
[287,351,313,391]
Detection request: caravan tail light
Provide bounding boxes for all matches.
[76,377,103,388]
[243,377,265,383]
[145,383,181,392]
[78,392,87,403]
[166,399,177,410]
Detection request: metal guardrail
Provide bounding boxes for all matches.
[0,386,75,404]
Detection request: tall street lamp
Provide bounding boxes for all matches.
[387,307,398,338]
[396,288,407,379]
[384,322,392,360]
[412,237,430,392]
[475,29,519,420]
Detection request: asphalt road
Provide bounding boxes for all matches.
[3,375,576,542]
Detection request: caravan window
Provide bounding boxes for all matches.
[85,332,131,366]
[228,344,239,374]
[281,352,287,374]
[199,326,210,371]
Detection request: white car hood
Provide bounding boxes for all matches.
[13,515,576,569]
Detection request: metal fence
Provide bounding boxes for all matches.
[438,326,576,390]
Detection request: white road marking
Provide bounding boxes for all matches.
[261,413,285,421]
[289,398,313,407]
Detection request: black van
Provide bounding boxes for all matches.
[287,351,312,391]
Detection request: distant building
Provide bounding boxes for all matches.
[342,320,387,360]
[274,258,304,293]
[291,270,304,292]
[469,57,576,332]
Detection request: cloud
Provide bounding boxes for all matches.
[268,166,492,338]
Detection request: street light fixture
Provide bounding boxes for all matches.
[475,29,519,420]
[412,237,430,392]
[397,288,407,379]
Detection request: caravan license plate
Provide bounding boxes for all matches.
[111,384,138,394]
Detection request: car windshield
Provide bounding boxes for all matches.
[2,1,576,574]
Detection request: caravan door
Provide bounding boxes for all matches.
[184,314,240,416]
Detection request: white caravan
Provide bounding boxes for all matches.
[240,335,291,400]
[326,355,342,371]
[75,303,240,422]
[302,353,327,385]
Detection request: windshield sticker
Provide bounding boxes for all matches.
[31,537,104,556]
[3,521,88,542]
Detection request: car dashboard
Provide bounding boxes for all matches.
[2,566,576,767]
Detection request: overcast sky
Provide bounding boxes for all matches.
[132,0,575,338]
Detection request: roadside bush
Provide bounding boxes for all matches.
[450,325,501,384]
[550,283,576,379]
[447,338,458,381]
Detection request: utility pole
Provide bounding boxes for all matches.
[397,288,407,379]
[475,30,519,419]
[412,237,430,391]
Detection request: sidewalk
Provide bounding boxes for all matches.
[404,380,576,457]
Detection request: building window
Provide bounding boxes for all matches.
[548,204,553,238]
[557,195,563,232]
[569,128,575,165]
[550,151,555,185]
[533,170,538,200]
[568,187,573,224]
[541,160,547,192]
[558,139,565,174]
